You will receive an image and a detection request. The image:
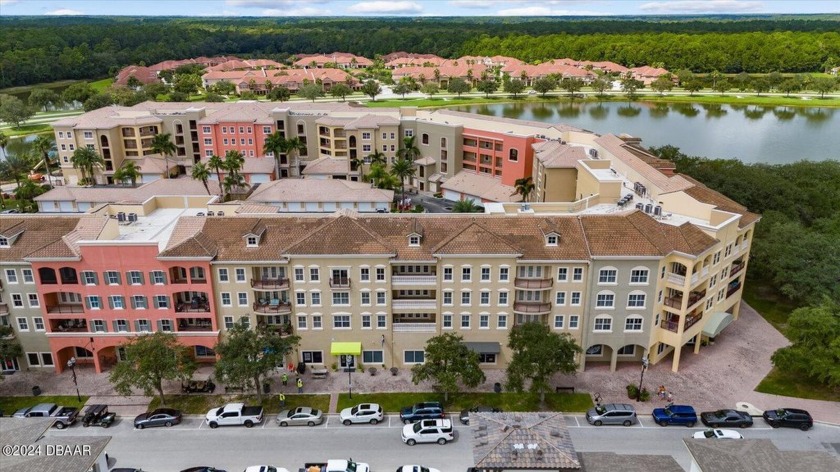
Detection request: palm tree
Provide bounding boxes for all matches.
[32,135,54,186]
[207,154,225,196]
[223,150,245,176]
[70,147,104,185]
[191,162,211,195]
[390,157,416,211]
[512,176,535,202]
[114,160,141,187]
[263,131,286,180]
[150,133,177,179]
[396,135,421,163]
[223,172,249,197]
[366,162,388,188]
[367,150,387,167]
[283,137,306,177]
[349,156,364,177]
[452,199,481,213]
[0,153,33,188]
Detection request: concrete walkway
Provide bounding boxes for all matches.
[1,302,837,423]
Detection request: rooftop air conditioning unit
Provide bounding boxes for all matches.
[127,213,138,223]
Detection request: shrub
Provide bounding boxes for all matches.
[626,383,639,399]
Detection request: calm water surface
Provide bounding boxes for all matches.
[453,101,839,164]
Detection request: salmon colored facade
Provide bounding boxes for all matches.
[33,243,219,373]
[460,127,539,186]
[198,121,276,159]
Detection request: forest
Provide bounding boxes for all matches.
[1,16,839,88]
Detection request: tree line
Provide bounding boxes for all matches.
[1,16,839,88]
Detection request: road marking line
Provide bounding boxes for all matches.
[575,417,580,427]
[637,418,646,428]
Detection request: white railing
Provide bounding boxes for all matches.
[393,323,437,332]
[392,299,437,310]
[391,275,437,285]
[701,267,709,278]
[667,273,686,286]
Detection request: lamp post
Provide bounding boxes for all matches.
[67,356,81,403]
[636,355,649,402]
[347,355,353,400]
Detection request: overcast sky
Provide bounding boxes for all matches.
[1,0,837,17]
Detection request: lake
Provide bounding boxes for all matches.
[453,101,839,164]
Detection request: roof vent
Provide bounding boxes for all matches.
[127,213,138,223]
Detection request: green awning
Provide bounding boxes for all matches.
[702,312,734,338]
[330,342,362,356]
[464,342,501,354]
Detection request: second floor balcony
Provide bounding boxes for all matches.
[513,301,552,314]
[663,289,706,311]
[392,298,437,310]
[45,303,85,314]
[251,277,289,290]
[177,317,213,331]
[391,275,437,286]
[174,293,210,313]
[50,319,88,332]
[514,277,553,289]
[730,261,746,277]
[253,299,292,314]
[329,277,351,289]
[659,310,703,333]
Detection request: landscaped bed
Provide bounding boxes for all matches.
[147,393,330,415]
[336,391,593,413]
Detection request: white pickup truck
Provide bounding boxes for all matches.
[205,402,264,428]
[13,403,79,429]
[299,459,370,472]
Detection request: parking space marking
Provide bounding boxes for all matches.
[637,418,647,428]
[574,416,580,427]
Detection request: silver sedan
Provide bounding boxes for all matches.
[275,406,324,427]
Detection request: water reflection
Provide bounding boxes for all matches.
[673,103,699,117]
[799,107,832,125]
[501,103,526,119]
[588,103,609,120]
[702,104,727,118]
[648,103,670,119]
[744,106,767,120]
[531,104,554,120]
[773,107,796,121]
[616,105,641,117]
[556,103,582,118]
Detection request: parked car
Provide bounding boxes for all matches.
[180,468,227,472]
[13,402,79,429]
[81,404,117,428]
[205,403,263,428]
[244,466,289,472]
[298,459,370,472]
[693,429,744,439]
[134,408,183,429]
[276,406,324,427]
[586,403,637,426]
[762,408,813,430]
[396,466,441,472]
[459,405,501,425]
[399,402,444,424]
[700,409,753,428]
[652,405,697,427]
[401,418,454,446]
[339,403,384,425]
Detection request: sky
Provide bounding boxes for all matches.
[0,0,837,17]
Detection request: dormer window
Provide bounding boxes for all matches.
[546,234,558,246]
[246,236,258,247]
[409,235,420,247]
[0,237,8,248]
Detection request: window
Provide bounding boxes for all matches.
[222,126,228,133]
[110,295,125,309]
[421,133,429,145]
[586,345,603,356]
[499,267,509,282]
[311,292,321,306]
[202,126,211,134]
[92,320,105,332]
[360,292,371,305]
[137,320,151,332]
[312,315,322,329]
[362,314,371,329]
[309,267,320,282]
[630,269,649,284]
[22,269,34,283]
[87,296,102,310]
[5,269,17,283]
[17,318,29,331]
[480,267,491,281]
[235,268,246,282]
[40,353,53,367]
[479,314,489,328]
[296,293,306,306]
[332,292,350,305]
[376,267,385,281]
[223,316,235,330]
[594,316,613,331]
[628,293,646,308]
[599,268,617,284]
[498,291,508,305]
[159,319,172,332]
[480,292,490,305]
[625,317,643,331]
[498,314,508,328]
[409,235,420,246]
[461,314,470,328]
[362,132,371,140]
[246,236,258,247]
[478,353,496,364]
[221,293,232,306]
[294,268,304,281]
[33,318,45,332]
[443,267,453,281]
[132,295,147,309]
[263,126,271,134]
[25,293,39,308]
[569,315,579,329]
[443,313,453,328]
[596,292,615,308]
[404,129,414,137]
[618,345,636,356]
[11,294,22,307]
[218,268,229,282]
[151,270,165,284]
[573,268,583,281]
[461,267,471,282]
[443,292,453,305]
[115,319,128,332]
[237,292,248,306]
[554,315,565,329]
[557,267,568,281]
[27,353,39,366]
[154,295,169,309]
[461,291,471,305]
[103,271,120,285]
[555,292,566,305]
[363,350,383,363]
[377,314,387,328]
[404,350,424,363]
[84,131,93,139]
[204,138,212,145]
[658,343,666,355]
[571,292,581,305]
[360,268,370,281]
[376,292,386,305]
[127,271,142,285]
[333,315,350,328]
[239,127,244,133]
[239,316,250,329]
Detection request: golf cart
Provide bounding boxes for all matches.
[182,373,216,394]
[82,404,117,428]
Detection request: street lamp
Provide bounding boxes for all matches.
[67,356,81,403]
[636,355,649,402]
[346,355,354,400]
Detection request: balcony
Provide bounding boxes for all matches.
[252,300,292,314]
[0,303,8,315]
[251,278,290,290]
[730,262,746,277]
[685,311,703,330]
[391,275,437,286]
[175,299,210,313]
[663,289,706,311]
[392,299,437,310]
[667,271,700,287]
[329,277,351,289]
[660,311,703,333]
[514,278,553,289]
[726,281,743,298]
[177,318,213,331]
[51,319,88,332]
[121,129,136,138]
[257,322,294,336]
[45,304,84,314]
[513,301,551,314]
[139,128,157,137]
[393,322,437,333]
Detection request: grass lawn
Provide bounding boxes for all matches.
[148,393,329,415]
[755,368,840,402]
[0,395,90,414]
[742,281,799,336]
[89,78,114,92]
[639,93,840,108]
[0,124,53,136]
[336,391,593,414]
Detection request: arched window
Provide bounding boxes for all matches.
[421,133,429,145]
[624,316,644,332]
[593,316,613,332]
[509,148,518,162]
[595,290,615,308]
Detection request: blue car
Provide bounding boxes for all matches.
[652,404,697,427]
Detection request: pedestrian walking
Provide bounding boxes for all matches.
[278,392,286,408]
[281,372,288,386]
[296,377,303,394]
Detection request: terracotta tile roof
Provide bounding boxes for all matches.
[115,65,158,85]
[294,53,373,67]
[284,215,395,256]
[581,211,717,257]
[441,171,520,203]
[52,105,163,129]
[0,216,81,261]
[594,134,694,194]
[431,109,581,134]
[301,157,349,176]
[247,179,393,204]
[158,216,217,259]
[471,412,579,470]
[679,175,761,229]
[432,221,522,255]
[533,141,588,168]
[235,203,282,214]
[684,439,840,472]
[345,114,401,130]
[578,452,683,472]
[630,66,671,77]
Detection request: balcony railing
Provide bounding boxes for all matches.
[513,302,552,314]
[177,322,213,331]
[685,312,703,330]
[257,323,294,336]
[392,299,437,310]
[726,281,742,298]
[175,301,210,313]
[46,304,85,314]
[730,262,745,277]
[251,278,290,290]
[52,320,88,332]
[329,277,351,288]
[252,300,292,314]
[0,303,8,315]
[514,278,553,289]
[171,277,190,284]
[393,322,437,333]
[660,312,703,333]
[391,275,437,285]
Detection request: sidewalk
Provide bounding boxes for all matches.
[1,302,837,423]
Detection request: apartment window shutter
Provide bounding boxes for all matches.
[134,320,140,332]
[130,296,136,309]
[116,272,122,285]
[107,296,114,309]
[156,320,163,332]
[138,272,145,284]
[161,271,167,284]
[84,297,91,309]
[153,296,160,309]
[112,320,119,332]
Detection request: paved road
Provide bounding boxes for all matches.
[43,413,840,472]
